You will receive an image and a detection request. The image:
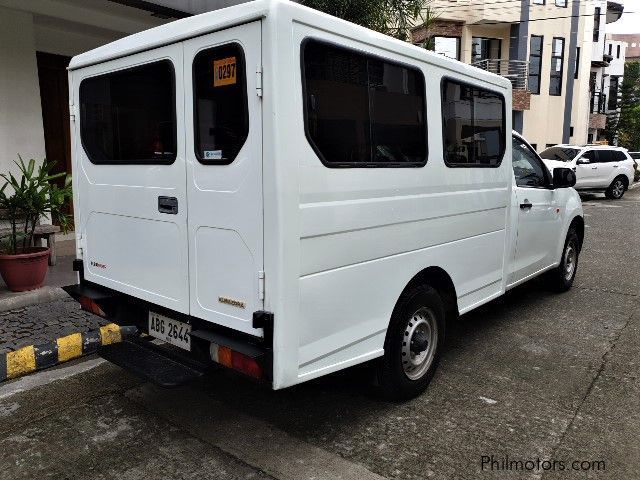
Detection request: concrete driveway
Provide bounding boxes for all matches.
[1,188,639,480]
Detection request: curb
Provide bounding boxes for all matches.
[0,324,138,382]
[0,286,68,313]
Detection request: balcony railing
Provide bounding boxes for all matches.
[590,91,607,114]
[471,59,529,90]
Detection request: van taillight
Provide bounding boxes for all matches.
[79,296,106,317]
[210,344,263,379]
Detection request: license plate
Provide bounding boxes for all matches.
[148,312,191,351]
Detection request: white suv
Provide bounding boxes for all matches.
[540,145,635,199]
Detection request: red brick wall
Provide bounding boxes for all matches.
[512,89,531,111]
[412,22,463,44]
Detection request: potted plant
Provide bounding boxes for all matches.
[0,157,72,292]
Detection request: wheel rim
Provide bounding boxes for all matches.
[564,241,577,281]
[612,180,624,198]
[401,307,438,381]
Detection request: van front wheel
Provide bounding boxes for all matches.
[376,285,445,400]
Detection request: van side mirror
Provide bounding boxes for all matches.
[553,167,577,189]
[576,157,590,165]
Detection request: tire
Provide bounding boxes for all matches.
[547,227,580,292]
[605,176,627,199]
[376,285,445,400]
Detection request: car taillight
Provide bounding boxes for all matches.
[79,296,106,317]
[210,343,263,380]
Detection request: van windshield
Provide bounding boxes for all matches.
[540,147,580,162]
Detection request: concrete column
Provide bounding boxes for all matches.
[0,7,46,176]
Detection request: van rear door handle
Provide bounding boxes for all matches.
[158,196,178,215]
[520,202,533,210]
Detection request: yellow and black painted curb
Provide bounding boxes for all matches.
[0,324,138,382]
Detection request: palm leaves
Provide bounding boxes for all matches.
[0,156,72,255]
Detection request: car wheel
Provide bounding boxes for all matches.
[376,285,445,400]
[605,176,626,199]
[547,227,580,292]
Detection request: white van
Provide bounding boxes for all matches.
[64,0,584,399]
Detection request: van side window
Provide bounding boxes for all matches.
[80,60,176,164]
[194,43,249,164]
[441,79,505,167]
[302,39,427,167]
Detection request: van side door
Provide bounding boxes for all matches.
[183,22,264,336]
[72,45,190,314]
[509,137,562,284]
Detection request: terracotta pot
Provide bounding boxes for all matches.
[0,247,50,292]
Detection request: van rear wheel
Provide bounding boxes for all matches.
[376,285,445,400]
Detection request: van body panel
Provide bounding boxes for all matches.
[72,43,190,314]
[291,21,511,383]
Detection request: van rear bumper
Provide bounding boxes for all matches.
[63,264,273,384]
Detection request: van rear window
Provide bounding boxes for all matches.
[80,60,176,164]
[441,79,505,167]
[193,43,248,164]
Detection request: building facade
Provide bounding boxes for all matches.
[415,0,625,150]
[611,33,640,62]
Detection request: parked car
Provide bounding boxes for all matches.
[540,145,635,199]
[63,0,585,400]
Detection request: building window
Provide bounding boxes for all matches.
[441,79,505,167]
[193,43,249,165]
[574,47,580,79]
[433,36,461,60]
[80,60,176,164]
[532,0,545,4]
[530,143,538,151]
[472,37,502,63]
[549,37,565,96]
[570,126,574,137]
[608,43,613,56]
[555,0,567,6]
[593,7,601,42]
[528,35,543,95]
[617,44,621,58]
[608,76,620,110]
[302,39,427,168]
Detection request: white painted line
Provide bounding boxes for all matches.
[0,358,105,400]
[127,384,387,480]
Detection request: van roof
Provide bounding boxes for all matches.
[69,0,272,70]
[67,0,511,92]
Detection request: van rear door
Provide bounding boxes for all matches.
[74,44,190,314]
[183,22,264,336]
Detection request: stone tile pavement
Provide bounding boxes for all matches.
[0,297,106,355]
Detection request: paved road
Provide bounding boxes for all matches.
[1,188,639,480]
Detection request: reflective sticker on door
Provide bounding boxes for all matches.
[213,57,237,87]
[204,150,223,160]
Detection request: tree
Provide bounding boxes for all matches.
[299,0,437,43]
[604,61,640,150]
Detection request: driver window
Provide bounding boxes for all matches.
[512,137,548,188]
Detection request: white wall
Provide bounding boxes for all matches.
[0,7,46,176]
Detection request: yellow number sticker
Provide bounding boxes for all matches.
[213,57,237,87]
